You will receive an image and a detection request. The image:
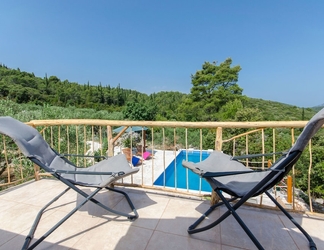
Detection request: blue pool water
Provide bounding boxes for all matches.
[154,150,212,192]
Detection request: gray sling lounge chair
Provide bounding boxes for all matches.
[182,108,324,250]
[0,117,139,250]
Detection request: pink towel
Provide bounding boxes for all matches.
[142,151,151,160]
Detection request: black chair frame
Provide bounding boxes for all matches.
[187,151,317,250]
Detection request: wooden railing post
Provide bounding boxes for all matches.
[307,141,313,212]
[215,127,223,151]
[34,164,40,181]
[211,127,223,205]
[287,175,292,203]
[107,125,114,157]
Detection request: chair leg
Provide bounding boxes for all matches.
[188,193,240,234]
[23,183,139,250]
[58,177,139,221]
[188,196,237,232]
[265,191,317,250]
[22,187,71,250]
[23,187,101,250]
[70,185,138,220]
[189,190,264,250]
[190,189,317,250]
[218,190,264,250]
[106,187,139,220]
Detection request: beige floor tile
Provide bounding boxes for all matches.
[0,229,22,249]
[112,190,170,230]
[45,187,126,220]
[0,198,18,213]
[0,202,54,233]
[0,183,41,202]
[221,245,248,250]
[146,230,221,250]
[0,233,44,250]
[18,210,101,250]
[0,202,55,248]
[71,220,153,250]
[0,179,62,202]
[79,188,137,219]
[19,184,70,207]
[219,205,299,250]
[0,232,73,250]
[27,178,64,190]
[278,213,324,250]
[156,198,222,244]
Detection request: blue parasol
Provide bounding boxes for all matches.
[113,126,148,133]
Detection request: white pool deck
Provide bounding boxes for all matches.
[0,149,324,249]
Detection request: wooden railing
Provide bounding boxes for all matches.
[0,119,319,212]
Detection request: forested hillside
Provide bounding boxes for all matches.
[0,61,316,122]
[0,64,149,112]
[244,98,315,121]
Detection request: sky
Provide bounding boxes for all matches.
[1,1,324,108]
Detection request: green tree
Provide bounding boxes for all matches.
[218,99,244,120]
[149,91,187,120]
[178,58,243,121]
[123,101,157,121]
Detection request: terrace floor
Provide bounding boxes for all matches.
[0,179,324,250]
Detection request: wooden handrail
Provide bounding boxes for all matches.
[27,119,311,129]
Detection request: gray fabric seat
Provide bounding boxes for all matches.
[183,151,268,197]
[182,107,324,250]
[0,116,139,250]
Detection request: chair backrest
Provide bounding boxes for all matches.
[257,107,324,195]
[270,107,324,170]
[289,107,324,152]
[0,116,74,172]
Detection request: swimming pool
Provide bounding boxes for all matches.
[154,150,212,192]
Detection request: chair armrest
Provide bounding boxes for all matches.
[202,169,268,178]
[60,153,108,160]
[53,170,125,176]
[232,151,286,160]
